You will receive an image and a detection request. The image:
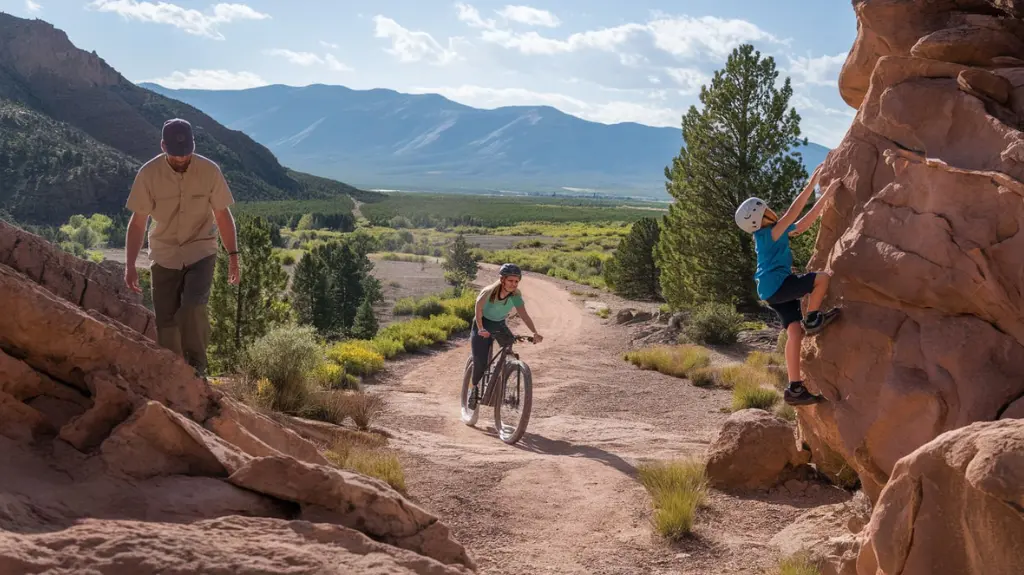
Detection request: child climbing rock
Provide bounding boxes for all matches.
[734,168,842,406]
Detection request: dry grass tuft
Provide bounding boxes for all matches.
[624,345,712,379]
[636,457,708,540]
[325,429,406,493]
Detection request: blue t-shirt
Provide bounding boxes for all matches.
[753,223,796,301]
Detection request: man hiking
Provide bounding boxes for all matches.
[123,118,240,378]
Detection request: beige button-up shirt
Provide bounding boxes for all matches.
[126,153,235,269]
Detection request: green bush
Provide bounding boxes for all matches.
[377,314,469,352]
[684,302,744,345]
[241,325,324,414]
[370,336,405,359]
[327,341,386,376]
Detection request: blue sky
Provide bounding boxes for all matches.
[3,0,858,147]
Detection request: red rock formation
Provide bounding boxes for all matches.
[856,419,1024,575]
[798,0,1024,505]
[0,222,474,573]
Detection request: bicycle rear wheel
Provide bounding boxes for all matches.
[460,356,479,426]
[493,359,532,445]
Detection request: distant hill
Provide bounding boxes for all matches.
[0,13,365,225]
[139,82,832,199]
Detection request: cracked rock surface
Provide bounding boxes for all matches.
[0,221,475,574]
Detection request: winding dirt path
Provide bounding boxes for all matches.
[379,267,849,574]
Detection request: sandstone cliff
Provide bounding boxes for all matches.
[0,221,474,574]
[789,1,1024,572]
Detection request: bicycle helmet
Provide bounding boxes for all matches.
[498,263,522,277]
[734,197,768,233]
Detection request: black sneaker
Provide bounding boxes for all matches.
[468,384,480,410]
[802,307,841,335]
[784,383,825,406]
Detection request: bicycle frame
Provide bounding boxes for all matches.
[477,335,529,408]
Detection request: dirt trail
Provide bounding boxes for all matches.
[379,268,849,575]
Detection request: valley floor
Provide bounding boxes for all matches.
[375,265,851,575]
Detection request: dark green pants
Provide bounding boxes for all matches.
[150,254,216,376]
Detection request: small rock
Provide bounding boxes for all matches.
[615,309,636,324]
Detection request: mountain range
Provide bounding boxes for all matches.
[0,12,360,225]
[140,83,831,199]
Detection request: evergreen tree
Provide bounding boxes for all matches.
[351,297,379,340]
[604,217,662,301]
[208,216,290,372]
[290,239,374,339]
[442,232,478,295]
[656,44,808,310]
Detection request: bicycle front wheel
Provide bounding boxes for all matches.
[493,359,532,445]
[460,356,479,426]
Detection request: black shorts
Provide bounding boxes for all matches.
[765,272,818,328]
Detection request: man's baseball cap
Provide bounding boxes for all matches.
[162,118,195,157]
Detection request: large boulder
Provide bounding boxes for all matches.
[705,409,811,491]
[856,419,1024,575]
[798,0,1024,504]
[0,223,475,573]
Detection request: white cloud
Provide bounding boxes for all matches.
[455,2,495,29]
[665,68,709,95]
[264,48,353,71]
[497,5,561,28]
[790,93,856,147]
[480,24,644,55]
[264,49,322,66]
[454,4,781,61]
[25,0,42,12]
[408,84,681,127]
[646,15,781,60]
[373,15,459,65]
[87,1,270,40]
[324,54,350,71]
[788,52,848,86]
[141,69,268,90]
[320,40,340,50]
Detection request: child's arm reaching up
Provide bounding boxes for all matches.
[791,178,840,236]
[772,166,822,241]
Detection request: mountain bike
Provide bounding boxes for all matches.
[460,334,534,445]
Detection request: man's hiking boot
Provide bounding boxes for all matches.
[468,384,480,410]
[784,382,825,406]
[802,307,841,336]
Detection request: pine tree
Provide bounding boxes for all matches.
[656,44,808,310]
[208,215,291,372]
[290,239,374,339]
[351,297,379,340]
[443,232,478,295]
[604,217,662,301]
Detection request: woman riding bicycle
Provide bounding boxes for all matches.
[468,263,543,409]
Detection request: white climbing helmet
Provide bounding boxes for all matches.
[734,197,768,233]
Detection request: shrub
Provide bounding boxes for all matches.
[776,552,822,575]
[636,457,708,540]
[439,292,475,322]
[689,367,720,388]
[414,297,446,318]
[393,297,417,316]
[378,314,469,352]
[280,253,296,266]
[624,345,711,379]
[746,351,788,387]
[339,391,388,430]
[241,325,323,414]
[302,391,349,425]
[732,382,781,411]
[774,402,797,422]
[739,320,768,331]
[718,364,774,390]
[327,341,386,376]
[325,430,406,493]
[370,336,405,359]
[307,361,357,391]
[596,307,610,318]
[684,302,744,345]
